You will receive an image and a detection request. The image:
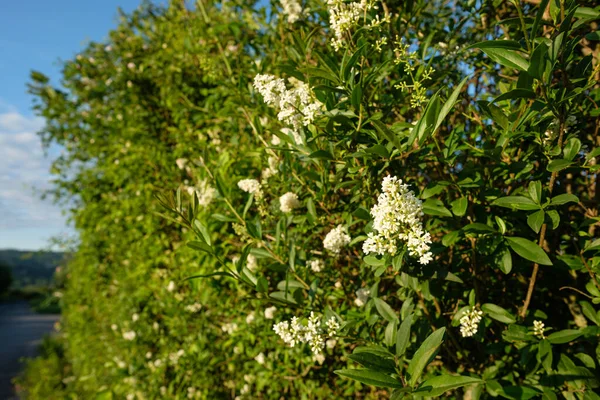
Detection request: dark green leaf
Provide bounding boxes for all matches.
[506,237,552,265]
[415,375,482,397]
[334,369,403,388]
[406,328,445,386]
[492,196,540,210]
[482,303,516,324]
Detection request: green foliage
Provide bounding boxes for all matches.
[21,0,600,398]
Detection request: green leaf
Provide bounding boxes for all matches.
[474,47,530,71]
[549,193,578,206]
[372,120,402,151]
[580,301,599,325]
[374,298,399,322]
[385,319,398,347]
[306,198,317,224]
[506,237,552,265]
[547,329,583,344]
[184,271,234,281]
[492,196,540,210]
[415,375,482,397]
[546,209,560,229]
[451,197,468,217]
[193,219,212,246]
[348,352,396,373]
[187,240,213,254]
[468,40,523,50]
[334,369,403,388]
[351,85,363,110]
[528,43,549,79]
[528,181,542,204]
[547,159,572,172]
[482,303,516,324]
[496,247,513,274]
[309,150,334,160]
[396,314,413,357]
[492,89,536,103]
[502,386,542,400]
[406,327,445,387]
[433,77,468,134]
[423,199,453,217]
[563,138,581,161]
[527,210,545,234]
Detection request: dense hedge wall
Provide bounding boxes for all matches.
[21,0,600,399]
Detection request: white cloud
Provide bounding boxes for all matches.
[0,104,69,247]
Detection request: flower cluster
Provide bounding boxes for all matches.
[363,176,433,265]
[327,0,376,51]
[221,322,239,335]
[308,259,324,272]
[273,312,339,356]
[238,179,263,199]
[122,330,136,341]
[533,320,546,339]
[253,74,322,144]
[459,307,483,338]
[280,0,303,23]
[354,288,370,307]
[187,179,216,207]
[279,192,301,213]
[323,225,351,254]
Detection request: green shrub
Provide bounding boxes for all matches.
[25,0,600,398]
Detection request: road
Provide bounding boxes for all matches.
[0,301,59,399]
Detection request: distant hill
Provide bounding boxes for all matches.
[0,250,67,288]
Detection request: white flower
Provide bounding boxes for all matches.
[145,352,152,359]
[355,288,370,307]
[323,225,351,254]
[265,306,277,320]
[246,312,256,324]
[188,179,216,207]
[459,307,483,338]
[169,349,185,364]
[132,313,139,322]
[280,0,303,23]
[327,0,376,51]
[176,158,187,170]
[271,135,281,145]
[122,331,136,341]
[261,156,279,180]
[221,322,239,335]
[533,320,546,339]
[362,176,433,265]
[326,317,340,336]
[253,74,322,142]
[254,352,266,364]
[185,303,202,313]
[313,353,326,365]
[326,339,337,349]
[238,179,263,198]
[127,394,135,400]
[233,254,258,272]
[279,192,301,213]
[111,324,118,331]
[167,281,176,292]
[240,384,250,395]
[273,312,336,356]
[308,259,324,272]
[127,62,136,70]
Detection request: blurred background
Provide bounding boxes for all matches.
[0,2,153,398]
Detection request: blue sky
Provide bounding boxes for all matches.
[0,1,151,250]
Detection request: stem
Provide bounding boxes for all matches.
[520,119,566,318]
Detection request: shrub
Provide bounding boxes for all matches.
[24,0,600,398]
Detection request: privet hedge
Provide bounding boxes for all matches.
[22,0,600,398]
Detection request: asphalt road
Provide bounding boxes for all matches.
[0,301,59,399]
